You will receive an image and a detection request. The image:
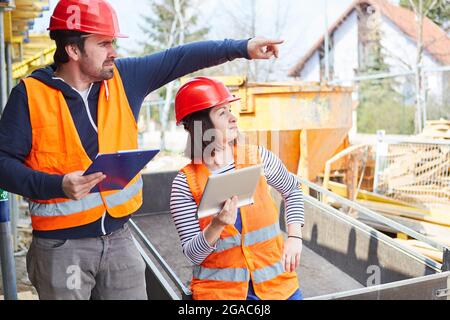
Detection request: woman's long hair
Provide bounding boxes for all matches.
[181,108,239,163]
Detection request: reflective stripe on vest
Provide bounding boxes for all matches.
[195,222,283,282]
[244,223,281,247]
[30,177,143,217]
[193,261,285,284]
[30,193,103,217]
[104,177,143,208]
[252,262,285,284]
[214,222,281,253]
[193,266,250,282]
[215,234,241,253]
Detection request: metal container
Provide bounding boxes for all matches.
[227,78,354,181]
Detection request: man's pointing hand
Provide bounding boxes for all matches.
[247,37,284,59]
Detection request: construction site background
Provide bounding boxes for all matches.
[1,0,450,300]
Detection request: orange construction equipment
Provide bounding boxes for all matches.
[228,78,353,181]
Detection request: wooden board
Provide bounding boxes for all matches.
[358,211,450,244]
[393,239,443,263]
[357,199,450,227]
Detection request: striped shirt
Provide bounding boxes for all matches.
[170,145,305,265]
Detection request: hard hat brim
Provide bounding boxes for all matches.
[176,96,241,125]
[47,27,128,38]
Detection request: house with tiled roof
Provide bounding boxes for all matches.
[288,0,450,100]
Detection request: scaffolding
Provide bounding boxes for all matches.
[1,0,53,113]
[1,0,52,300]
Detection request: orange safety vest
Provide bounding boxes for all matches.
[22,66,142,231]
[181,145,299,300]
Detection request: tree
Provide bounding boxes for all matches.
[211,0,291,82]
[137,0,208,150]
[357,78,416,134]
[357,6,415,135]
[139,0,208,53]
[400,0,450,30]
[399,0,450,133]
[357,57,416,135]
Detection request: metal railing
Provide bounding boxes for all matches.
[129,176,450,300]
[298,175,450,271]
[308,271,450,300]
[129,219,192,299]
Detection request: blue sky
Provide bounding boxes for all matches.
[32,0,359,79]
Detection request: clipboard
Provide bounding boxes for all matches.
[197,164,263,219]
[83,149,160,192]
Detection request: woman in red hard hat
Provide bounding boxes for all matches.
[0,0,285,300]
[170,77,305,300]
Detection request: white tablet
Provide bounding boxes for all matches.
[197,164,263,219]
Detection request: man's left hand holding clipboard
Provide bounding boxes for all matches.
[62,171,107,201]
[62,149,159,199]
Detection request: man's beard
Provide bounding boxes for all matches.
[80,57,115,81]
[99,67,114,80]
[98,59,115,80]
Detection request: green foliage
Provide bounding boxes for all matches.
[356,28,415,134]
[399,0,450,28]
[135,0,209,124]
[357,79,416,134]
[426,87,450,120]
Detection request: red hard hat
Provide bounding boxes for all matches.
[175,77,240,124]
[48,0,128,38]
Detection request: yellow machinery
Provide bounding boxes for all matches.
[2,0,55,81]
[11,33,55,79]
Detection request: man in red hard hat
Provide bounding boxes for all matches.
[0,0,283,300]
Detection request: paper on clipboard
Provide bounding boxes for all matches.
[83,149,159,192]
[196,164,263,219]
